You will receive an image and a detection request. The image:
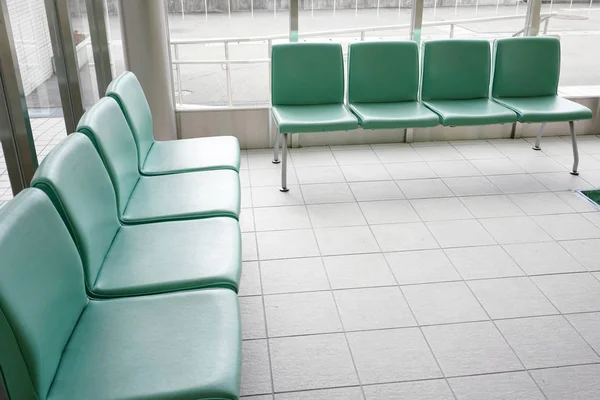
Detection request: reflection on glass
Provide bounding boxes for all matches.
[67,0,100,109]
[4,0,67,202]
[105,0,126,76]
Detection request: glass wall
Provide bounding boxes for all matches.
[163,0,600,108]
[2,0,113,202]
[161,0,289,107]
[5,0,66,182]
[543,2,600,86]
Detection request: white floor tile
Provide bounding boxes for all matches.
[411,197,473,221]
[301,183,354,204]
[459,195,524,218]
[349,181,405,201]
[479,216,552,244]
[371,222,439,252]
[307,202,367,228]
[396,178,453,199]
[314,226,380,255]
[359,199,421,224]
[445,245,524,280]
[426,219,496,248]
[385,162,438,180]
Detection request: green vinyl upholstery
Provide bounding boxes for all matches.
[0,189,87,400]
[491,37,592,123]
[421,39,517,126]
[492,96,593,123]
[271,43,358,134]
[0,190,241,399]
[48,289,241,400]
[347,41,439,129]
[77,97,241,223]
[32,133,241,297]
[107,71,240,174]
[421,99,516,127]
[272,104,358,133]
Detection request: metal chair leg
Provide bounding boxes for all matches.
[569,121,579,175]
[273,132,281,164]
[280,133,289,192]
[532,122,546,150]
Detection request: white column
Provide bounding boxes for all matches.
[118,0,177,140]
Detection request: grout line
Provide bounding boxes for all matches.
[352,185,460,400]
[295,148,368,400]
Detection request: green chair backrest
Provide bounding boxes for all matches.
[106,71,155,171]
[0,189,87,400]
[77,97,141,217]
[32,133,121,293]
[421,39,492,101]
[491,36,560,98]
[348,41,419,103]
[271,42,345,106]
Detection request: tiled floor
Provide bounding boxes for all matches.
[0,117,65,205]
[238,135,600,399]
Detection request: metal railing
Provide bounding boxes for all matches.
[170,12,557,107]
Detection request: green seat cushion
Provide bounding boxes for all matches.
[122,169,241,224]
[421,39,492,102]
[77,98,240,222]
[491,38,592,124]
[0,189,87,400]
[142,136,241,175]
[32,134,122,294]
[107,72,241,175]
[272,104,358,134]
[491,37,560,99]
[493,96,593,123]
[96,217,241,297]
[271,43,344,106]
[48,289,241,400]
[349,102,440,129]
[347,41,419,104]
[106,72,155,171]
[32,133,241,297]
[423,99,517,126]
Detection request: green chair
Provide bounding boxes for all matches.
[0,189,241,400]
[271,42,358,191]
[32,133,241,297]
[421,39,517,127]
[491,36,593,175]
[106,71,241,175]
[77,97,241,224]
[347,41,439,132]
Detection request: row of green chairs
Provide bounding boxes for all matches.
[271,37,593,191]
[0,73,242,399]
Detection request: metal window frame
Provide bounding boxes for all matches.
[0,0,38,194]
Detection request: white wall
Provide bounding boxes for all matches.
[6,0,54,95]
